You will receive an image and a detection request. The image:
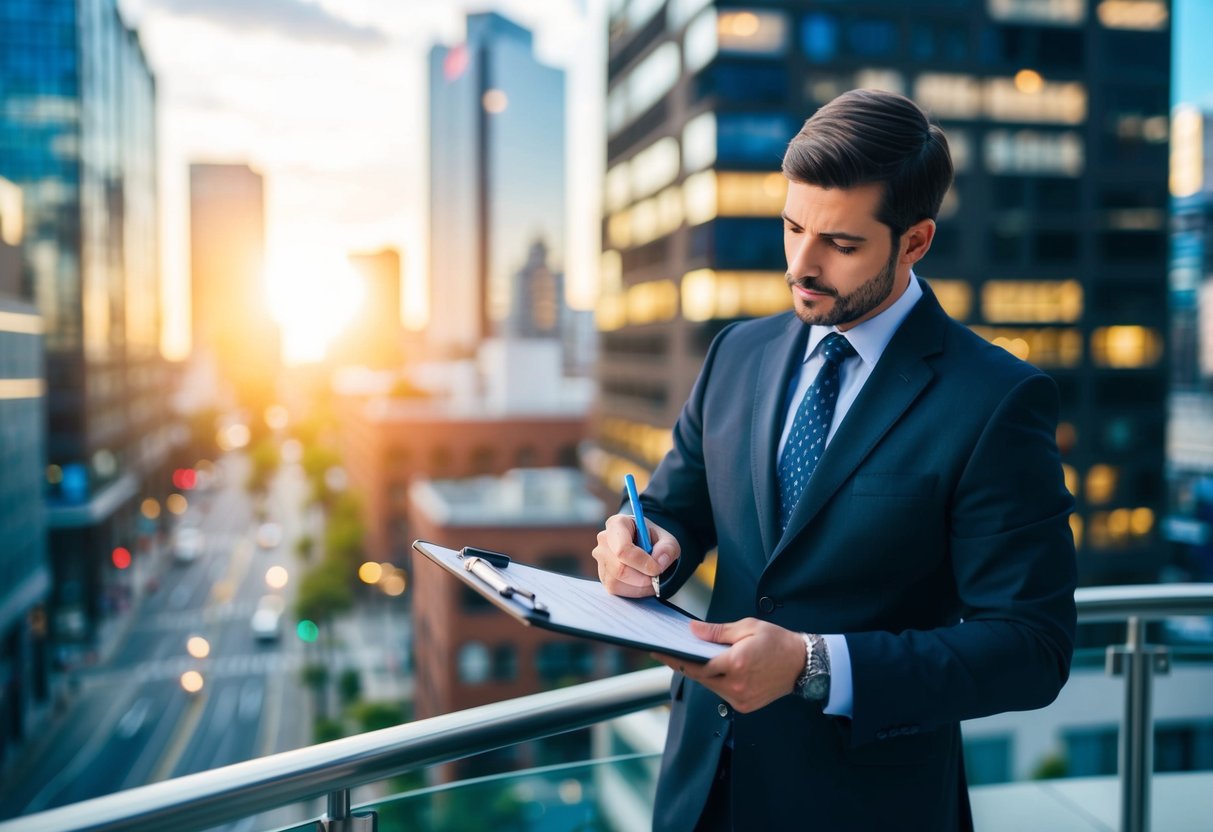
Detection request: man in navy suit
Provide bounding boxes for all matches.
[592,89,1077,831]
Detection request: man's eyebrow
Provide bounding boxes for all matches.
[780,213,867,243]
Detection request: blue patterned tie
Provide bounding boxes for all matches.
[777,332,856,530]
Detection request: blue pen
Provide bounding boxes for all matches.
[624,473,661,598]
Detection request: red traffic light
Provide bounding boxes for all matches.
[112,547,132,569]
[172,468,198,490]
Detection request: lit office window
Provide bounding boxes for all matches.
[629,186,683,246]
[914,73,983,119]
[684,8,719,74]
[607,208,633,249]
[630,42,680,122]
[1171,107,1204,198]
[981,280,1083,323]
[668,0,713,31]
[683,111,717,173]
[1096,0,1168,29]
[627,279,679,325]
[600,250,623,294]
[970,326,1083,368]
[927,279,973,320]
[987,0,1085,25]
[854,69,905,96]
[1087,507,1154,550]
[716,171,786,217]
[1085,464,1118,504]
[985,130,1083,176]
[605,163,631,213]
[629,137,681,202]
[683,170,718,226]
[985,78,1087,124]
[596,293,628,331]
[609,42,680,136]
[1090,326,1162,368]
[946,130,971,173]
[806,72,857,104]
[681,269,789,321]
[717,9,790,55]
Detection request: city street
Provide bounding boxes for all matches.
[0,452,409,826]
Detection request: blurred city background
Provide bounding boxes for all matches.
[0,0,1211,829]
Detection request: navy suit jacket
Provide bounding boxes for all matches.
[643,283,1077,831]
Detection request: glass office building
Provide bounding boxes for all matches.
[0,0,166,646]
[428,12,567,354]
[590,0,1172,585]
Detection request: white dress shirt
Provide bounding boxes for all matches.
[777,273,924,718]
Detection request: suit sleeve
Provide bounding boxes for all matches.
[844,372,1077,746]
[633,324,740,596]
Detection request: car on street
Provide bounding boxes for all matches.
[256,521,283,550]
[172,527,205,563]
[251,594,286,642]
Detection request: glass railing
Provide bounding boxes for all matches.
[2,585,1211,832]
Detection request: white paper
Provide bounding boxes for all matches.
[417,542,727,662]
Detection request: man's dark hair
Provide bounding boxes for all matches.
[782,89,954,240]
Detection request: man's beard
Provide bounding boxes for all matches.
[787,247,899,328]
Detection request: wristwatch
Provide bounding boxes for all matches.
[793,632,830,706]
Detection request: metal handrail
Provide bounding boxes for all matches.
[4,584,1212,832]
[0,667,672,832]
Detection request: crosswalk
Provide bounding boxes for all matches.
[140,599,260,631]
[90,651,305,685]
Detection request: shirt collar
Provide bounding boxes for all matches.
[803,271,924,366]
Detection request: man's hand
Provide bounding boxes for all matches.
[654,619,806,713]
[592,513,679,598]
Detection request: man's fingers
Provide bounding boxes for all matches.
[690,618,752,645]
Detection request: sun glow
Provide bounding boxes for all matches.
[265,247,365,364]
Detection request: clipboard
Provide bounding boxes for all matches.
[412,539,727,663]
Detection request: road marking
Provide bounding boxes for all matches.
[150,690,208,783]
[259,664,284,757]
[25,693,133,812]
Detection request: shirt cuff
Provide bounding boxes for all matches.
[821,633,853,719]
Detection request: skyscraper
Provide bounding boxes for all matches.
[428,12,566,354]
[328,248,403,368]
[591,1,1172,586]
[189,163,279,412]
[0,178,51,766]
[0,0,166,646]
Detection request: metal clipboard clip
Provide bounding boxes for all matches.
[459,548,550,617]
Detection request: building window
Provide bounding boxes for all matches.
[801,13,839,62]
[492,644,517,681]
[682,111,717,173]
[985,130,1083,176]
[458,641,491,684]
[537,641,594,684]
[717,9,790,56]
[847,18,898,57]
[1090,326,1163,368]
[470,446,494,475]
[1063,726,1118,777]
[980,280,1083,324]
[717,113,799,166]
[964,736,1013,785]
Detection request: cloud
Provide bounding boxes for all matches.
[146,0,389,48]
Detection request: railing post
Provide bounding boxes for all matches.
[1106,615,1170,832]
[321,788,377,832]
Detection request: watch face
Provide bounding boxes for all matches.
[806,675,830,701]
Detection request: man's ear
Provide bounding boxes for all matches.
[900,218,936,266]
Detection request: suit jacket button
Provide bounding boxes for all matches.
[758,596,776,613]
[717,703,729,717]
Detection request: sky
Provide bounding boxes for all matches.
[118,0,605,363]
[1174,0,1213,107]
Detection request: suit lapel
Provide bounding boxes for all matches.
[751,315,809,560]
[767,286,949,566]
